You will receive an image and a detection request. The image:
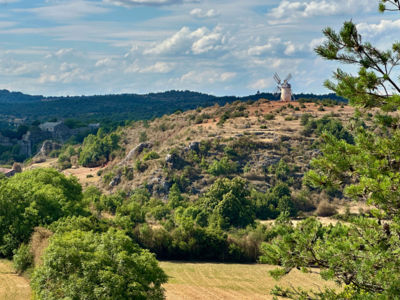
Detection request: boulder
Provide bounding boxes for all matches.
[147,176,171,197]
[109,173,122,187]
[188,141,200,152]
[165,153,184,169]
[38,140,61,156]
[260,156,281,168]
[121,142,152,164]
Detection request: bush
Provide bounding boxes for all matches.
[31,229,167,300]
[264,113,275,120]
[316,200,337,217]
[143,151,160,161]
[135,160,148,172]
[79,130,120,167]
[207,157,238,176]
[13,243,33,274]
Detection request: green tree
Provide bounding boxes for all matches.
[78,130,120,167]
[260,1,400,298]
[202,177,255,229]
[31,228,167,300]
[0,168,84,257]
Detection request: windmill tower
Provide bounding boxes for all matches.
[274,73,294,102]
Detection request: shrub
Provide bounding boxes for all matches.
[264,113,275,120]
[135,160,148,172]
[207,157,238,176]
[316,200,337,217]
[143,151,160,161]
[217,112,230,126]
[13,243,33,275]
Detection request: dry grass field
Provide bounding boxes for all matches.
[160,261,336,300]
[0,260,30,300]
[0,260,337,300]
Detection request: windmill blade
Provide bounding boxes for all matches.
[284,73,292,82]
[273,73,281,84]
[273,86,280,96]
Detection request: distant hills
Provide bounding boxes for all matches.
[0,89,346,123]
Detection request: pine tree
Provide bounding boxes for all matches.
[260,1,400,298]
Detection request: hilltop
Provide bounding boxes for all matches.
[0,89,345,123]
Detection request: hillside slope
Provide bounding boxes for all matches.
[98,99,353,197]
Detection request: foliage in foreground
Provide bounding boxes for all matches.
[0,168,85,257]
[260,1,400,298]
[31,228,167,300]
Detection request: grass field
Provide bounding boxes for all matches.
[160,261,336,300]
[0,259,335,300]
[0,260,30,300]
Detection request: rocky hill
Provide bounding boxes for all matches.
[34,98,355,218]
[96,99,352,197]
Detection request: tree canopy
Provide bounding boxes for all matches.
[31,228,167,300]
[0,168,84,257]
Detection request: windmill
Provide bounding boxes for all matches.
[274,73,294,102]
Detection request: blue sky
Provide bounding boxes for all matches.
[0,0,397,96]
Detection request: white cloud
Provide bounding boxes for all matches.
[191,28,224,54]
[248,38,303,57]
[103,0,199,7]
[309,37,325,51]
[268,0,375,24]
[180,70,236,84]
[144,26,226,55]
[17,1,109,21]
[95,57,115,67]
[125,61,175,73]
[39,67,92,84]
[248,78,274,90]
[220,72,236,81]
[190,8,219,19]
[140,61,175,73]
[357,19,400,36]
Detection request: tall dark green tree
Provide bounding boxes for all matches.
[260,1,400,298]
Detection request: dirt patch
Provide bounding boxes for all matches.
[63,166,102,185]
[0,260,31,300]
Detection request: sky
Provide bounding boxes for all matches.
[0,0,398,96]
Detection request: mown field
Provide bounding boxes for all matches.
[0,260,30,300]
[0,259,336,300]
[160,261,336,300]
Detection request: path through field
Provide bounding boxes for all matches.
[160,261,336,300]
[0,260,31,300]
